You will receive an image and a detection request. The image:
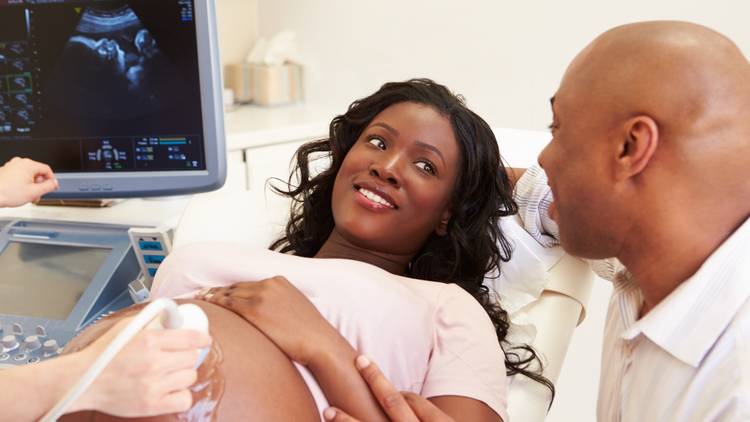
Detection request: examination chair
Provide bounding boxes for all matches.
[173,179,595,421]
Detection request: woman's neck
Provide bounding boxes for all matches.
[314,229,413,275]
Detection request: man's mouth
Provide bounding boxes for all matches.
[355,185,397,209]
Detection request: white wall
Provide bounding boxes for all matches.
[256,0,749,131]
[215,0,259,67]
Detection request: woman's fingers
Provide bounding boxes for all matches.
[323,407,360,421]
[197,282,256,300]
[355,356,420,422]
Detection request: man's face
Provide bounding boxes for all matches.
[538,76,623,259]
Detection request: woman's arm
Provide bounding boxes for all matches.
[200,277,390,422]
[428,396,500,421]
[325,356,502,422]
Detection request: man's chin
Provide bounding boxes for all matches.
[548,201,558,222]
[559,237,614,260]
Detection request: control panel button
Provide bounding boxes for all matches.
[13,353,28,361]
[35,326,47,337]
[2,335,19,351]
[23,335,41,351]
[12,323,23,336]
[28,357,40,364]
[0,353,9,361]
[42,339,59,355]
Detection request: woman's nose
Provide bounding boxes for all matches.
[369,159,401,187]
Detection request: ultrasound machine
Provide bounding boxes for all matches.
[0,0,225,368]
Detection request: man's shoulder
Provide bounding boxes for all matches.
[723,295,750,367]
[700,295,750,392]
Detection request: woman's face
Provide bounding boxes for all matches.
[331,101,460,255]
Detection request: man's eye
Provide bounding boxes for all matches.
[367,137,386,149]
[415,161,436,175]
[548,122,559,132]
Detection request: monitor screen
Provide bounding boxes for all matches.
[0,241,110,320]
[0,0,225,198]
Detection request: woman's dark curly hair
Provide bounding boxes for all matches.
[270,78,554,401]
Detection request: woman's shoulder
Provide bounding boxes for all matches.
[436,283,493,321]
[403,279,483,309]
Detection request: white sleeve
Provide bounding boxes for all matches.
[514,164,560,247]
[421,284,509,422]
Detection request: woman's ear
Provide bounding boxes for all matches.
[435,209,452,236]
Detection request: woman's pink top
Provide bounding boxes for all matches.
[152,242,508,421]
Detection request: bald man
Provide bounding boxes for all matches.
[515,20,750,421]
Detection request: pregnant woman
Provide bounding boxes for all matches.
[62,79,552,422]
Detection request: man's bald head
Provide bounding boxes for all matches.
[540,21,750,260]
[564,21,750,153]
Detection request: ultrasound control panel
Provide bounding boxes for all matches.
[0,219,140,368]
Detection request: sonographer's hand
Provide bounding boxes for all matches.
[0,157,59,207]
[69,317,212,417]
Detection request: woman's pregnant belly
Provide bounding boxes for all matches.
[59,300,320,422]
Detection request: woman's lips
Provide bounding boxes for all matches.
[355,190,395,212]
[352,185,397,212]
[352,182,398,209]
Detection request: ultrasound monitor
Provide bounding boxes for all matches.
[0,0,225,198]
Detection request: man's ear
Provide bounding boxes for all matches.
[615,115,659,181]
[435,209,452,236]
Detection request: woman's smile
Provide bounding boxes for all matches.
[353,182,398,210]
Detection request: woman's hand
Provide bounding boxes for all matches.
[197,276,345,365]
[323,356,456,422]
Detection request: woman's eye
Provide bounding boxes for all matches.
[415,161,436,175]
[367,137,386,149]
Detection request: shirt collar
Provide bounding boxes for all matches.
[619,217,750,367]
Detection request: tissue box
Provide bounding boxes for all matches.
[224,62,303,106]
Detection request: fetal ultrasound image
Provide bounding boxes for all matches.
[46,5,180,120]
